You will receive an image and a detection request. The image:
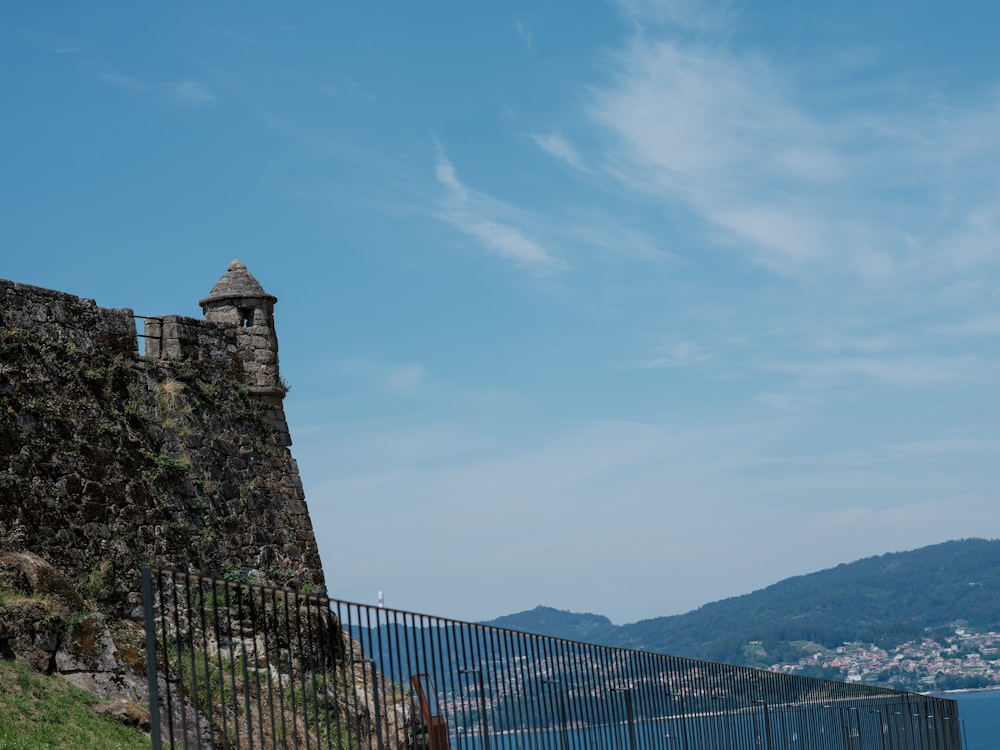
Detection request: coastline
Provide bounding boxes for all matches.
[927,685,1000,695]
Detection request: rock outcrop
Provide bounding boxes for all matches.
[0,552,149,719]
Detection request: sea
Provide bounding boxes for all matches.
[934,689,1000,750]
[448,689,1000,749]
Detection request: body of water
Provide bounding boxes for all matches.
[450,691,1000,749]
[935,689,1000,750]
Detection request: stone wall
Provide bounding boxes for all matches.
[0,275,325,618]
[142,314,239,370]
[141,313,293,447]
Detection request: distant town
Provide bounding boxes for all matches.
[767,627,1000,692]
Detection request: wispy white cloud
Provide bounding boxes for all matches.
[754,391,814,412]
[589,39,860,274]
[613,0,737,33]
[513,17,533,47]
[709,204,829,268]
[530,131,588,172]
[878,437,1000,461]
[944,198,1000,268]
[99,72,217,107]
[100,71,146,92]
[432,143,562,271]
[922,91,1000,168]
[586,18,1000,286]
[433,150,468,201]
[568,222,674,262]
[223,29,256,46]
[636,340,708,368]
[172,80,216,106]
[334,360,427,395]
[812,332,898,354]
[380,364,425,393]
[935,315,1000,338]
[773,355,981,387]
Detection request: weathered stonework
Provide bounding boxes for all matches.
[0,261,325,617]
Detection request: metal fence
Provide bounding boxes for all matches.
[142,567,964,749]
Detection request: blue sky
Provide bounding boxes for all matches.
[3,1,1000,624]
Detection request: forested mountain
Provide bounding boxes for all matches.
[484,539,1000,669]
[486,606,618,642]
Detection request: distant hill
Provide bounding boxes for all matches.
[485,606,618,643]
[483,539,1000,668]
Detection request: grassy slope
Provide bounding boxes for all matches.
[0,661,150,750]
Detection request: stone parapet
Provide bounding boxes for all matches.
[0,279,137,356]
[143,315,242,373]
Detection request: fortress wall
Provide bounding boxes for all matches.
[0,279,138,357]
[0,276,325,616]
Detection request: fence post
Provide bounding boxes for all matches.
[142,566,163,750]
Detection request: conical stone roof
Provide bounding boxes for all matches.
[200,258,277,306]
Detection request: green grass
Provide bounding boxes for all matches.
[0,660,151,749]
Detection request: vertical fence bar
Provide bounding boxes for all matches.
[195,576,217,750]
[282,584,301,748]
[520,631,542,750]
[265,587,284,750]
[156,570,178,748]
[142,567,164,750]
[174,572,194,746]
[246,590,264,750]
[342,602,360,750]
[179,574,202,750]
[208,579,229,750]
[500,626,522,747]
[595,642,617,748]
[400,609,419,749]
[368,603,386,750]
[368,602,382,746]
[480,625,498,750]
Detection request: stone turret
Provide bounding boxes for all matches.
[200,259,292,447]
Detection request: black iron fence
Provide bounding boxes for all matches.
[142,567,963,749]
